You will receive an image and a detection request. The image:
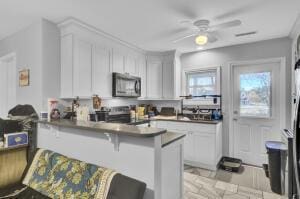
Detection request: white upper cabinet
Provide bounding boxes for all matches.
[112,49,125,73]
[125,55,138,76]
[59,19,146,99]
[145,52,181,99]
[73,38,93,97]
[92,45,111,98]
[138,58,147,98]
[60,34,74,98]
[162,60,174,99]
[147,62,163,98]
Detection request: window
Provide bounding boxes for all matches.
[239,72,271,118]
[186,70,217,96]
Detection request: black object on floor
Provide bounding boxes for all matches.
[219,156,242,172]
[265,141,287,195]
[262,164,269,178]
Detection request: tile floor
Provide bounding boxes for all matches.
[184,165,287,199]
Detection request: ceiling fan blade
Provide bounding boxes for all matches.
[179,20,199,32]
[153,27,190,40]
[210,20,242,31]
[173,33,197,43]
[168,3,198,19]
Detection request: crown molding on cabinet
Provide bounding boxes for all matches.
[58,17,146,55]
[289,13,300,39]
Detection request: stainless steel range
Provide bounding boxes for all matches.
[91,106,131,123]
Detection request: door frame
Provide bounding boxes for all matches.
[0,52,16,118]
[228,57,286,158]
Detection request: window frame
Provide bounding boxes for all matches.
[183,66,221,96]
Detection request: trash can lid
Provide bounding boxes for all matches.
[265,141,287,151]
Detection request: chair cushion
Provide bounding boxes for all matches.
[107,174,146,199]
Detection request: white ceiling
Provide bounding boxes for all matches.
[0,0,299,53]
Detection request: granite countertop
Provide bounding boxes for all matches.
[161,132,185,147]
[38,119,167,138]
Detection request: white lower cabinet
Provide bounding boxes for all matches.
[152,120,222,170]
[183,131,194,162]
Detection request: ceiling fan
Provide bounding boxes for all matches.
[173,19,242,46]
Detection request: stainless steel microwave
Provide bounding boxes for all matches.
[112,73,141,97]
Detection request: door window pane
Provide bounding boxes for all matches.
[239,72,271,117]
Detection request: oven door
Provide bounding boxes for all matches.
[112,73,141,97]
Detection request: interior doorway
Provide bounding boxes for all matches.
[0,53,16,118]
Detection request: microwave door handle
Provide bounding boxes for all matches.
[135,80,140,93]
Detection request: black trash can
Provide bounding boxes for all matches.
[265,141,287,195]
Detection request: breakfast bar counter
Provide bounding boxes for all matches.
[38,119,166,137]
[37,120,184,199]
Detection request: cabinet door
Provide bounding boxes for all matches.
[112,49,125,73]
[162,61,174,99]
[192,132,215,165]
[125,55,138,76]
[138,58,147,98]
[184,131,194,162]
[92,45,111,98]
[147,62,162,98]
[73,39,93,97]
[61,34,73,98]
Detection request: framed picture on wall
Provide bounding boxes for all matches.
[19,69,30,87]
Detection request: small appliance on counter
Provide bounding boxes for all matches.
[160,107,176,116]
[112,73,141,97]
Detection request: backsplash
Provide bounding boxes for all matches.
[140,100,182,112]
[57,98,182,115]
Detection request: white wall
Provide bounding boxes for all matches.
[0,20,43,113]
[41,20,61,111]
[181,37,292,156]
[0,56,16,118]
[0,19,60,114]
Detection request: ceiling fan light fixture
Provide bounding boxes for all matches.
[195,35,208,45]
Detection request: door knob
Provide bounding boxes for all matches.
[233,118,238,121]
[233,111,238,114]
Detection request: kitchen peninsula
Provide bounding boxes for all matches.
[37,119,185,199]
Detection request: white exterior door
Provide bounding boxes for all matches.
[232,60,283,166]
[0,55,16,118]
